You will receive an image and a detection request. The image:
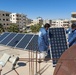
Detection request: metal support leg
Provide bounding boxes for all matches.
[0,69,2,75]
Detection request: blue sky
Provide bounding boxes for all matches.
[0,0,76,19]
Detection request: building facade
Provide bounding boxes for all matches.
[0,10,11,30]
[26,18,33,26]
[10,13,26,31]
[43,19,52,25]
[31,17,43,25]
[51,19,70,28]
[71,12,76,24]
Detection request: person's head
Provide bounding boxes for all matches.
[71,23,76,30]
[44,23,50,30]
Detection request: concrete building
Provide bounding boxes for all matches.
[25,18,33,32]
[43,19,52,25]
[63,19,70,28]
[71,12,76,24]
[26,18,33,26]
[10,13,26,31]
[51,19,70,28]
[0,10,11,30]
[31,17,43,25]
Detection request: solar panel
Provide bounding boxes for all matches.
[16,34,33,49]
[26,35,38,51]
[7,33,24,47]
[0,32,10,42]
[0,33,17,45]
[49,28,68,65]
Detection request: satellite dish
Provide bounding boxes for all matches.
[53,44,76,75]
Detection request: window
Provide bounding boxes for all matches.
[16,15,18,17]
[3,19,5,21]
[6,19,9,21]
[3,14,5,16]
[6,14,9,16]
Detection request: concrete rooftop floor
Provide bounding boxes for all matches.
[0,45,55,75]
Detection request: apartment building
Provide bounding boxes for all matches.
[10,13,26,31]
[0,10,11,30]
[71,12,76,24]
[31,17,43,25]
[26,18,33,26]
[63,19,70,28]
[52,19,70,28]
[43,19,52,25]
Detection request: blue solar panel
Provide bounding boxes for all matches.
[26,35,38,51]
[7,33,24,47]
[16,34,33,49]
[0,33,17,45]
[0,32,10,42]
[49,28,68,65]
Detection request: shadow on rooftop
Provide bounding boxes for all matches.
[17,62,26,66]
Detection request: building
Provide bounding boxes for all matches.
[63,19,70,28]
[43,19,52,25]
[25,18,33,32]
[51,19,70,28]
[71,12,76,24]
[0,10,11,30]
[10,13,27,31]
[26,18,33,26]
[31,17,43,25]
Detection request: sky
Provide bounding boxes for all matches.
[0,0,76,19]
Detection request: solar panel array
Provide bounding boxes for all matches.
[49,28,68,65]
[1,33,16,45]
[26,35,38,51]
[16,34,33,49]
[0,32,9,42]
[0,28,68,65]
[0,32,38,50]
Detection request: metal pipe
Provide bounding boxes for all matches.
[29,50,31,75]
[19,58,76,61]
[31,49,32,75]
[36,49,38,75]
[39,54,41,75]
[0,71,1,75]
[14,69,19,75]
[32,49,34,75]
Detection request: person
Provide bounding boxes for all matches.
[68,23,76,47]
[66,27,72,34]
[38,23,51,60]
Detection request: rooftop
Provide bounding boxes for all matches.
[0,45,55,75]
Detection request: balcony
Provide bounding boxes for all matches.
[71,12,76,15]
[71,18,76,21]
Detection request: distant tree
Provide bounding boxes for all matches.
[30,24,42,33]
[7,23,19,33]
[0,23,4,33]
